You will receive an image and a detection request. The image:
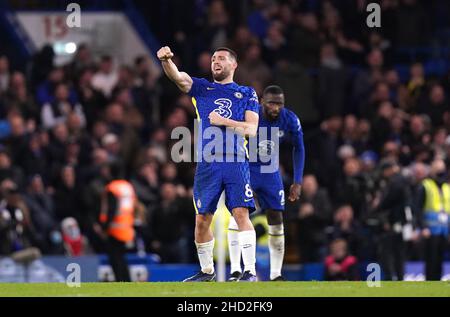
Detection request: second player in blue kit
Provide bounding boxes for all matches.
[228,85,305,281]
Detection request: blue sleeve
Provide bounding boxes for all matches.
[288,111,305,184]
[188,77,208,97]
[245,87,260,113]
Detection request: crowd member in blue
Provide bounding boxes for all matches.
[157,46,259,282]
[228,85,305,281]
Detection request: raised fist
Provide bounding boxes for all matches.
[157,46,174,61]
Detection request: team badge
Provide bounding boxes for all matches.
[278,130,285,137]
[234,92,243,99]
[258,140,275,156]
[197,199,202,208]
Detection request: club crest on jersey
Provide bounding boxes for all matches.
[278,130,285,137]
[258,140,275,156]
[197,199,201,208]
[213,98,233,118]
[234,92,243,99]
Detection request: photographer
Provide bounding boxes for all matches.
[371,160,413,281]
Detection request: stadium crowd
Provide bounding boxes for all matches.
[1,0,450,280]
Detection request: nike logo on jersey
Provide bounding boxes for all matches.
[207,87,215,90]
[244,198,253,202]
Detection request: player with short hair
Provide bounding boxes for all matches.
[228,85,305,281]
[157,46,259,282]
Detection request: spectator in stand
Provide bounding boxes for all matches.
[23,174,63,254]
[326,205,364,258]
[417,84,449,128]
[61,217,91,256]
[150,182,193,263]
[324,238,359,281]
[228,26,256,61]
[91,55,118,98]
[41,82,86,130]
[75,67,107,130]
[352,49,385,115]
[67,43,94,79]
[36,67,77,106]
[317,43,348,117]
[2,71,38,123]
[336,157,370,220]
[235,43,272,87]
[0,149,25,190]
[2,113,29,168]
[406,62,426,111]
[262,21,287,65]
[53,165,82,225]
[293,174,332,263]
[289,12,322,67]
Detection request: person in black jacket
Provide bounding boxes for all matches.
[372,159,412,280]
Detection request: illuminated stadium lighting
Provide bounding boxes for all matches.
[65,42,77,54]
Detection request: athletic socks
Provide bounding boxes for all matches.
[239,230,256,275]
[268,224,285,280]
[195,239,215,274]
[228,217,242,274]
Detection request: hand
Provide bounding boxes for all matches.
[157,46,174,61]
[371,195,380,209]
[329,263,342,274]
[93,223,107,240]
[298,203,314,219]
[288,183,302,202]
[209,111,226,126]
[422,228,431,239]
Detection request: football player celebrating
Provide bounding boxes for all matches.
[157,46,259,281]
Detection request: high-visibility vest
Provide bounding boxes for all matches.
[422,179,450,214]
[99,180,136,242]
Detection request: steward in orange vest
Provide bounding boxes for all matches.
[98,178,137,282]
[99,180,136,243]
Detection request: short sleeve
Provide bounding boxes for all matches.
[245,87,260,113]
[188,77,209,97]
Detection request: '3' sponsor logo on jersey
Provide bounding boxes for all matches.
[213,98,233,119]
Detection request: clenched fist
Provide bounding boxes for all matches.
[209,111,227,126]
[157,46,174,61]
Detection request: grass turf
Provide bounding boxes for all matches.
[0,281,449,297]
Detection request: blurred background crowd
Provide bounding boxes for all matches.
[1,0,450,280]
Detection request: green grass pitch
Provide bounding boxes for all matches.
[0,282,449,297]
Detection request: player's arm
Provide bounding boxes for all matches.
[209,110,258,137]
[157,46,193,93]
[288,114,305,202]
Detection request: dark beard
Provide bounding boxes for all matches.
[212,71,229,82]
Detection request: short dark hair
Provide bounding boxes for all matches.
[213,47,238,62]
[263,85,284,96]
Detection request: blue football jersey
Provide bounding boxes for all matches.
[249,107,305,183]
[188,77,259,162]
